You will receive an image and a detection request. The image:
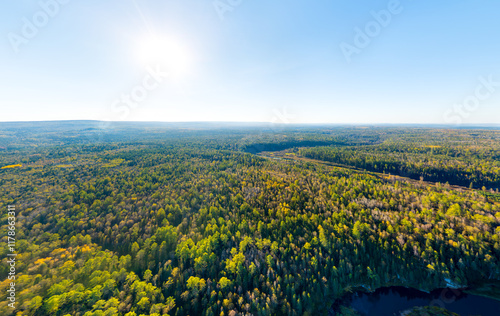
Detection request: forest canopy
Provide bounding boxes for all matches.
[1,122,500,315]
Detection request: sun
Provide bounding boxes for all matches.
[136,34,192,79]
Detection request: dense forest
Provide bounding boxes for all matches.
[1,122,500,315]
[299,132,500,190]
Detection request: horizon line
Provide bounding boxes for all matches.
[1,119,500,127]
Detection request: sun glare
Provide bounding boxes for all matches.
[136,34,191,79]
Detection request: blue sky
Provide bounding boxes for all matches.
[1,0,500,124]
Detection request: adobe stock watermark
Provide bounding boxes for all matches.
[267,106,296,134]
[7,0,71,53]
[270,107,295,126]
[340,0,410,63]
[241,107,296,154]
[213,0,243,21]
[96,64,170,132]
[443,75,500,124]
[6,205,17,309]
[429,288,462,311]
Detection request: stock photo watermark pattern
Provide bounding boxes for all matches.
[92,63,171,141]
[6,205,17,309]
[111,65,170,120]
[3,1,500,314]
[443,75,500,125]
[213,0,244,21]
[340,0,411,63]
[241,106,297,155]
[7,0,71,53]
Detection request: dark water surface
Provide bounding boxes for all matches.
[335,286,500,316]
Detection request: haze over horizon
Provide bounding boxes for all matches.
[1,0,500,124]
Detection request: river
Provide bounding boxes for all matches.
[332,286,500,315]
